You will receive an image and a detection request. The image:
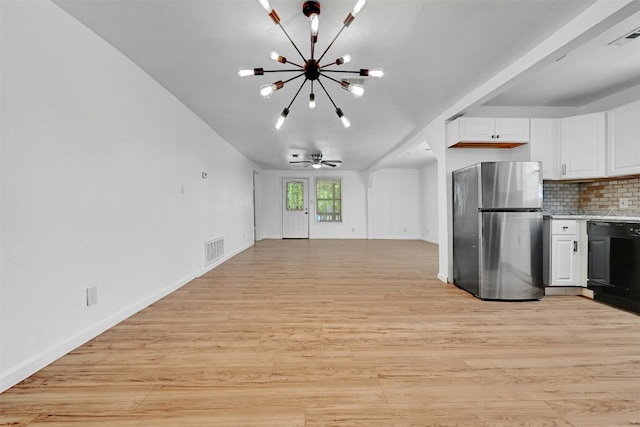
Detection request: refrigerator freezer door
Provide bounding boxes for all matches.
[480,211,543,300]
[480,162,542,210]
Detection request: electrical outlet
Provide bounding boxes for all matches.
[403,227,407,233]
[86,286,97,306]
[352,227,355,232]
[619,198,630,209]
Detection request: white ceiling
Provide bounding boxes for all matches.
[53,0,633,171]
[485,9,640,107]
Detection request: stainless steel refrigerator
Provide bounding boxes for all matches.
[453,161,543,300]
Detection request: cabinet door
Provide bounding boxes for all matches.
[551,234,579,286]
[607,101,640,177]
[495,118,529,142]
[459,117,495,142]
[529,118,559,179]
[559,112,606,179]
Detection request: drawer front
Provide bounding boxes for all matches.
[551,220,577,235]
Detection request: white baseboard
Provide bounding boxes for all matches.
[0,241,255,393]
[420,237,439,244]
[437,273,449,283]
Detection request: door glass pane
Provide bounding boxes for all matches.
[286,182,304,211]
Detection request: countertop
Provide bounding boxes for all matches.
[544,214,640,223]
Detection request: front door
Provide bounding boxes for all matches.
[282,178,309,239]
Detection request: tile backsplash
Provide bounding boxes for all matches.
[544,175,640,216]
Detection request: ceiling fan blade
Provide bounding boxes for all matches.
[322,161,339,167]
[289,160,312,164]
[323,160,342,164]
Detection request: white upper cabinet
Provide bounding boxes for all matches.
[529,118,559,180]
[447,117,530,147]
[607,100,640,177]
[559,112,606,180]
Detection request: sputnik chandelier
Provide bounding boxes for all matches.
[238,0,384,129]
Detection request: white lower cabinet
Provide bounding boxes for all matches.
[543,219,586,287]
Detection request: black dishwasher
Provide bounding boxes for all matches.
[587,221,640,314]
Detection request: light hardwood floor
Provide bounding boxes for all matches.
[1,239,639,426]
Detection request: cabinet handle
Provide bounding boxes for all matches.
[573,241,578,252]
[496,134,500,139]
[562,164,567,175]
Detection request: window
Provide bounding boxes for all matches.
[316,178,342,222]
[286,181,305,211]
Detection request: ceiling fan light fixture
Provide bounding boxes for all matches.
[309,93,316,109]
[312,163,322,169]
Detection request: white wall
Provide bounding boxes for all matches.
[258,169,368,239]
[369,169,421,239]
[257,168,432,240]
[0,0,255,391]
[419,163,439,244]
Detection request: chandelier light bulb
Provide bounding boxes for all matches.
[352,0,367,15]
[260,84,276,98]
[336,108,351,128]
[260,81,284,98]
[369,68,385,78]
[309,93,316,109]
[309,13,320,36]
[257,0,272,12]
[275,108,289,130]
[348,84,365,98]
[335,54,352,65]
[238,68,254,77]
[270,51,286,64]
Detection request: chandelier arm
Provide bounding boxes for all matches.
[311,37,315,61]
[262,69,305,73]
[286,78,309,110]
[316,24,347,63]
[277,23,307,63]
[320,69,361,74]
[317,77,338,109]
[286,60,305,68]
[282,72,306,85]
[318,73,343,86]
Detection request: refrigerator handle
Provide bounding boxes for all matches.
[573,241,578,252]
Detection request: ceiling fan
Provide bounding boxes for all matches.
[290,153,342,168]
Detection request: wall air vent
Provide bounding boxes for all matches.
[205,237,224,266]
[609,26,640,46]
